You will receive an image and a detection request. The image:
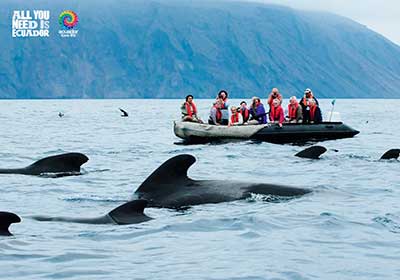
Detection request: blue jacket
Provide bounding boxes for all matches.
[250,103,267,124]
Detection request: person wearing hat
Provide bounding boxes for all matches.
[181,94,202,123]
[300,88,319,123]
[216,90,230,125]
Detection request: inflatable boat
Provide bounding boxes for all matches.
[174,121,359,144]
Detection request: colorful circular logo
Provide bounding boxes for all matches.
[59,10,78,29]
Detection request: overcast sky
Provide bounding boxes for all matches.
[241,0,400,45]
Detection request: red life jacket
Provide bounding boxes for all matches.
[241,108,249,121]
[185,102,197,117]
[270,105,283,121]
[214,105,222,122]
[288,103,299,119]
[310,105,317,121]
[231,112,241,123]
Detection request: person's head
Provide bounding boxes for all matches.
[289,96,298,105]
[215,98,223,107]
[252,96,261,106]
[308,98,316,106]
[304,88,312,98]
[230,106,237,113]
[240,101,247,108]
[185,94,194,103]
[272,98,280,107]
[271,88,279,97]
[218,90,228,100]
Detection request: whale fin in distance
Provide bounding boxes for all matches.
[108,200,151,225]
[119,108,129,117]
[0,212,21,236]
[295,146,327,159]
[380,149,400,160]
[135,154,196,194]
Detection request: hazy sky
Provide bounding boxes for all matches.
[241,0,400,45]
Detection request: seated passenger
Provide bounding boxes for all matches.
[300,88,319,123]
[239,101,250,123]
[180,95,202,123]
[248,97,267,125]
[208,99,223,125]
[267,88,283,109]
[269,98,285,127]
[308,98,322,123]
[228,106,243,126]
[217,90,229,125]
[287,96,303,123]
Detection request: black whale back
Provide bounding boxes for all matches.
[0,212,21,236]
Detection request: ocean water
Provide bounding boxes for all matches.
[0,99,399,280]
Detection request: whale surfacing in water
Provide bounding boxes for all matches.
[0,212,21,236]
[133,154,311,209]
[32,200,151,225]
[295,146,327,159]
[0,153,88,176]
[380,149,400,160]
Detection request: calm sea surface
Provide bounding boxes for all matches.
[0,99,399,280]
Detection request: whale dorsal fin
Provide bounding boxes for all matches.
[380,149,400,160]
[108,200,149,225]
[26,153,89,175]
[135,154,196,193]
[295,146,327,159]
[0,212,21,236]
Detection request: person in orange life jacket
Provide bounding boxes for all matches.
[181,95,202,123]
[239,101,250,123]
[217,90,229,125]
[300,88,319,123]
[308,98,322,123]
[269,98,285,127]
[208,98,224,125]
[267,88,283,109]
[228,106,243,127]
[248,97,267,125]
[286,96,303,123]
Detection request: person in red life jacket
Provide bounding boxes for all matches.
[181,95,202,123]
[300,88,319,123]
[269,98,285,127]
[208,98,224,125]
[267,88,283,109]
[286,96,303,123]
[239,101,250,123]
[248,97,267,125]
[228,106,243,127]
[308,98,322,123]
